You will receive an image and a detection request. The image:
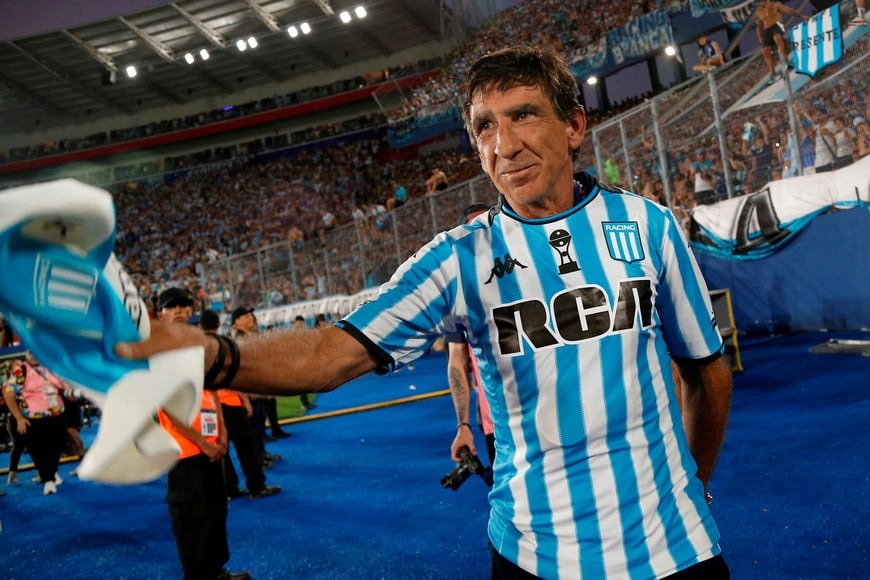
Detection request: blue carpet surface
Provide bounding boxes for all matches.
[1,332,867,579]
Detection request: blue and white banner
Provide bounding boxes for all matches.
[606,10,674,66]
[790,5,844,77]
[690,156,870,259]
[567,37,609,77]
[689,0,734,18]
[720,0,755,28]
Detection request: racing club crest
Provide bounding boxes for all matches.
[602,221,644,263]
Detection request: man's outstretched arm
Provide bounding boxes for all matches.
[117,321,380,395]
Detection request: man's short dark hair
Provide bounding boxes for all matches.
[200,309,221,332]
[461,45,583,157]
[458,203,492,226]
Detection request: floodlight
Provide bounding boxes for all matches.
[586,76,598,86]
[340,11,352,23]
[200,48,210,60]
[125,65,137,79]
[248,37,258,49]
[184,53,195,64]
[288,26,299,38]
[300,22,311,34]
[236,39,247,51]
[355,6,367,18]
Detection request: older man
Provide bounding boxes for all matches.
[123,47,732,579]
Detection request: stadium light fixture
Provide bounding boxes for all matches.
[184,52,195,64]
[236,39,247,51]
[664,45,677,57]
[355,6,367,18]
[287,25,299,38]
[586,76,598,86]
[300,22,311,34]
[340,11,352,23]
[248,36,258,49]
[200,48,210,61]
[125,65,137,79]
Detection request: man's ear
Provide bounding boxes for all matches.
[567,106,587,151]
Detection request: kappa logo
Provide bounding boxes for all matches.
[485,253,527,284]
[602,221,644,263]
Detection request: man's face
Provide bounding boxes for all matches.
[469,84,585,219]
[159,302,193,324]
[234,312,258,334]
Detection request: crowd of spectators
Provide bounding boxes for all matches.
[389,0,688,126]
[112,130,484,314]
[594,33,869,235]
[6,0,869,315]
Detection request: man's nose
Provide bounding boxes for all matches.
[495,123,522,158]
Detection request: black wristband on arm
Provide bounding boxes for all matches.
[203,334,226,390]
[457,422,473,431]
[213,335,240,390]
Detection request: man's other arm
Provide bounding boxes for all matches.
[675,356,732,489]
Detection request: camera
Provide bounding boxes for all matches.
[440,446,493,491]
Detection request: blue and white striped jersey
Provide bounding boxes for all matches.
[340,174,724,579]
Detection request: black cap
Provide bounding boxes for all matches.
[200,309,221,331]
[158,287,194,310]
[231,306,255,323]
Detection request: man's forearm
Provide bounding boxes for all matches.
[448,366,473,424]
[223,326,379,395]
[677,357,732,488]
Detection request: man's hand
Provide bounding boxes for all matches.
[200,439,224,462]
[451,426,477,462]
[115,318,214,362]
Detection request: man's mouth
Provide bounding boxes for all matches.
[500,164,534,178]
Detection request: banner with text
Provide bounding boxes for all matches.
[790,5,844,77]
[606,10,675,67]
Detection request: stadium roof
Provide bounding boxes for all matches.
[0,0,451,136]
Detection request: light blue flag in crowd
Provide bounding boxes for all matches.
[0,179,204,484]
[689,0,733,17]
[790,5,844,77]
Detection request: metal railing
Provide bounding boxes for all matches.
[204,176,500,309]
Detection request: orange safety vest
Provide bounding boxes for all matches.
[217,389,243,407]
[158,391,220,460]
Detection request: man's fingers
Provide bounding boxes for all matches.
[115,319,207,360]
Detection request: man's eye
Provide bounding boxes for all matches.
[476,121,491,134]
